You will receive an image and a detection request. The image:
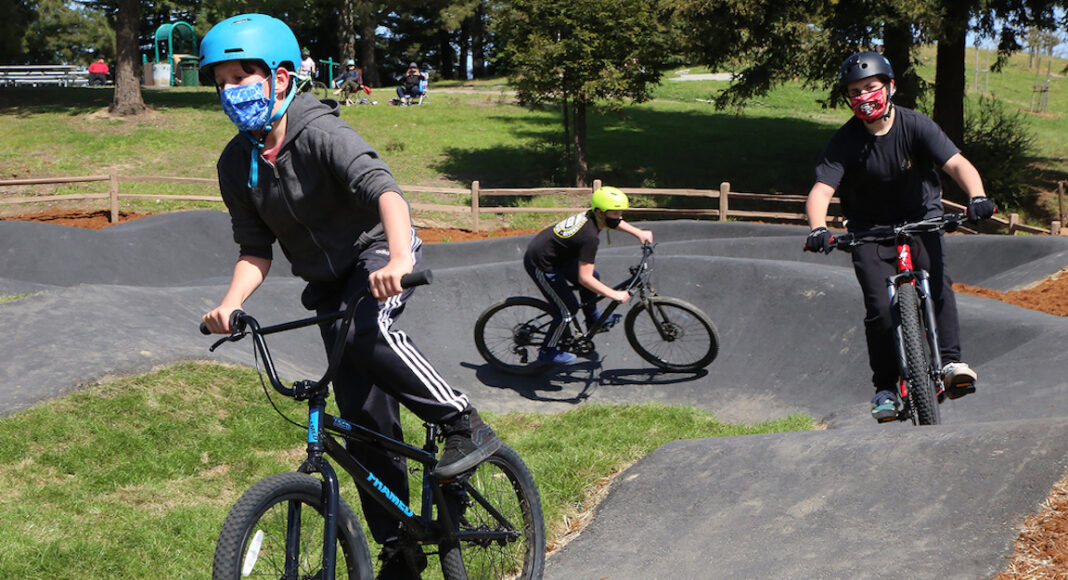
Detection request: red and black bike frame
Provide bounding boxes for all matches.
[886,236,944,401]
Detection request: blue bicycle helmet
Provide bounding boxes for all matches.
[199,14,301,79]
[200,14,302,188]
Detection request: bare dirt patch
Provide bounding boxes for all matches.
[4,208,1068,575]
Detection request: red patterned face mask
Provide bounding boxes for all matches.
[848,86,890,121]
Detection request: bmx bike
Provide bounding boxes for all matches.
[474,243,719,375]
[202,271,545,579]
[827,212,968,426]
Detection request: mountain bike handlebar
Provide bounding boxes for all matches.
[200,270,433,399]
[830,213,967,250]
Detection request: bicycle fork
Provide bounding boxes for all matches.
[887,271,944,396]
[296,393,341,580]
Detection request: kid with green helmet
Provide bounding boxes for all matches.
[523,186,654,366]
[199,14,499,577]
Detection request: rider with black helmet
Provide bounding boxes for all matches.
[804,51,997,423]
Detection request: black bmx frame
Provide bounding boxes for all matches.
[205,271,518,580]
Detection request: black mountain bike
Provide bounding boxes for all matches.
[829,213,967,426]
[202,271,545,579]
[474,243,719,375]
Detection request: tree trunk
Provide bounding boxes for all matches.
[471,4,485,78]
[338,0,356,64]
[459,18,470,81]
[932,7,968,145]
[562,92,571,167]
[882,21,920,109]
[438,31,454,79]
[572,100,588,187]
[109,0,145,116]
[356,1,379,86]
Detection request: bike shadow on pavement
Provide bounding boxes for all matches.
[462,358,709,405]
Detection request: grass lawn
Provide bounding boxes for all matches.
[0,361,813,578]
[1,46,1061,222]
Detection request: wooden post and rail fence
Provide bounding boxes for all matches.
[0,172,1064,236]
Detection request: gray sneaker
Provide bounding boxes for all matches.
[941,362,977,400]
[432,409,502,479]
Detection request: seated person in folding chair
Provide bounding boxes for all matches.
[395,62,425,106]
[332,59,364,105]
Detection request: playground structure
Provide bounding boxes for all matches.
[143,21,199,88]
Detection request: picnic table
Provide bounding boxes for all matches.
[0,65,88,87]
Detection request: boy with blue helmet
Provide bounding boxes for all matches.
[199,14,499,578]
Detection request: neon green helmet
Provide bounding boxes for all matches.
[591,186,629,211]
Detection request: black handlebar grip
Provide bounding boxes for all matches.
[199,321,210,335]
[401,270,433,289]
[199,309,248,335]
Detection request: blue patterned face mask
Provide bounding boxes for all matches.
[220,81,271,132]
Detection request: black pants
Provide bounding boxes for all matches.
[523,255,600,348]
[302,237,469,544]
[851,230,961,391]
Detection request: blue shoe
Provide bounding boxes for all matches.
[871,390,902,423]
[589,312,623,334]
[537,349,577,365]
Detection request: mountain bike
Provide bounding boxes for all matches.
[202,271,545,579]
[828,213,967,426]
[474,243,719,375]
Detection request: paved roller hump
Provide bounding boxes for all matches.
[2,211,1067,578]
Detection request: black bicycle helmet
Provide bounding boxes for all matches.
[838,51,894,87]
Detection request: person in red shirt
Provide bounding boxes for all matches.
[88,55,109,86]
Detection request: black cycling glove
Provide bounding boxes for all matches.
[805,227,834,254]
[967,196,997,221]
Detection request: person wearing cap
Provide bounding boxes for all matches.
[395,62,423,106]
[804,51,997,423]
[332,58,364,105]
[88,54,109,86]
[297,46,317,79]
[197,14,500,577]
[523,186,654,366]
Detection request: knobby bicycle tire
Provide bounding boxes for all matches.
[896,284,941,425]
[212,472,373,580]
[312,80,329,100]
[624,296,719,372]
[439,444,546,580]
[474,297,555,375]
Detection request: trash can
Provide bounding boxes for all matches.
[152,63,172,87]
[178,56,199,87]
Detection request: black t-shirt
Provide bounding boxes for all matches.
[814,106,959,230]
[525,211,600,272]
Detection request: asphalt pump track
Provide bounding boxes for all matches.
[2,211,1067,579]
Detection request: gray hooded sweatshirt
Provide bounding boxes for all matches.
[217,93,405,282]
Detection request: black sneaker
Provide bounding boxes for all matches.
[432,409,502,479]
[376,540,426,580]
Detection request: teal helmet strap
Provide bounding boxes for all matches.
[244,71,298,189]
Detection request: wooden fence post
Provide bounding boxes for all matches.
[592,179,602,192]
[471,180,480,232]
[1008,213,1020,235]
[1052,221,1062,236]
[109,170,119,223]
[719,182,730,221]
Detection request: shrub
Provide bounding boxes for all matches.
[957,96,1038,210]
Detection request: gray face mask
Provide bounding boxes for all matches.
[604,216,622,229]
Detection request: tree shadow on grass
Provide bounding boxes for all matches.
[434,106,839,195]
[0,87,220,116]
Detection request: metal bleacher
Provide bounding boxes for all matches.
[0,65,89,87]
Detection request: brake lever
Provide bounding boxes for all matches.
[208,331,247,352]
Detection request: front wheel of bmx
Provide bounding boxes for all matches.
[624,296,720,372]
[212,472,373,579]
